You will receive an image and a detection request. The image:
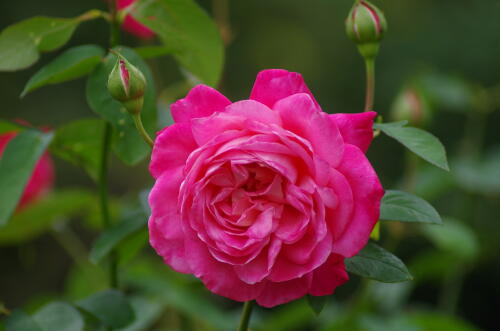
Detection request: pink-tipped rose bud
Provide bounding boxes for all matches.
[117,0,154,39]
[0,131,54,210]
[107,53,147,115]
[390,85,432,127]
[345,0,387,58]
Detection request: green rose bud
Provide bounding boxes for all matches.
[107,52,146,115]
[390,85,432,127]
[345,0,388,59]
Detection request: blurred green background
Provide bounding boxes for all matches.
[1,0,499,330]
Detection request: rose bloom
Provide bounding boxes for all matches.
[0,131,54,209]
[149,69,383,307]
[117,0,154,39]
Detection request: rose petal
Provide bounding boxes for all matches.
[329,111,376,153]
[250,69,320,109]
[333,145,384,257]
[233,238,282,284]
[150,123,197,179]
[225,100,282,125]
[171,85,231,123]
[268,232,332,282]
[118,0,155,39]
[275,93,344,167]
[184,226,265,302]
[149,169,191,273]
[256,275,312,308]
[309,254,349,296]
[246,207,275,239]
[325,168,354,243]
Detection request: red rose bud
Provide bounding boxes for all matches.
[390,85,432,127]
[107,53,146,115]
[0,131,54,210]
[117,0,154,39]
[345,0,387,58]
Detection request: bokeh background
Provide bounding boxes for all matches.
[1,0,500,330]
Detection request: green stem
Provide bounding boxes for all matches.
[99,0,121,293]
[109,1,120,47]
[237,301,254,331]
[364,57,376,112]
[132,113,154,148]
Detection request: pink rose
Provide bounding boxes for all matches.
[0,131,54,209]
[148,69,383,307]
[117,0,154,39]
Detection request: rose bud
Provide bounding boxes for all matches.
[107,53,147,115]
[390,85,432,127]
[345,0,387,58]
[0,131,54,210]
[117,0,154,39]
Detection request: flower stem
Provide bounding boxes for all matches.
[109,1,120,48]
[98,1,121,294]
[237,301,254,331]
[132,113,154,148]
[364,57,376,112]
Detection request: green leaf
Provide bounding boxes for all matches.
[0,120,22,134]
[117,297,162,331]
[380,190,442,224]
[33,302,83,331]
[132,0,224,86]
[0,130,53,226]
[0,17,80,71]
[345,242,413,283]
[76,290,134,328]
[4,310,42,331]
[375,122,449,171]
[0,190,96,245]
[117,228,149,265]
[86,46,157,165]
[21,45,104,97]
[306,295,327,316]
[90,212,147,264]
[50,119,105,180]
[423,218,479,261]
[134,45,174,59]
